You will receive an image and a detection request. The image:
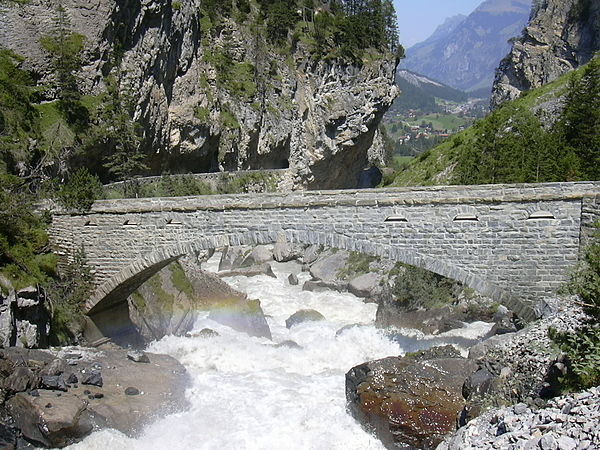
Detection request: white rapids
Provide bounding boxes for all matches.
[69,256,492,450]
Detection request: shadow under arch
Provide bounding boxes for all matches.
[84,230,537,343]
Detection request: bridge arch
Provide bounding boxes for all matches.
[85,230,536,323]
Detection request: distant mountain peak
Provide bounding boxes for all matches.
[401,0,532,92]
[424,14,468,44]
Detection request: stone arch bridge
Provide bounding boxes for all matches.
[49,182,599,337]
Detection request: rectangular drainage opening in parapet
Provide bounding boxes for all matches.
[84,220,98,227]
[527,211,555,220]
[167,219,183,226]
[385,216,408,223]
[123,220,139,227]
[453,214,478,222]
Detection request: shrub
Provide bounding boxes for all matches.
[46,245,93,345]
[56,168,103,212]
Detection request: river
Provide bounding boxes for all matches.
[71,256,492,450]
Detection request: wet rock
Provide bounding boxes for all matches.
[288,273,299,286]
[41,375,68,392]
[209,299,272,340]
[346,353,477,449]
[0,422,17,449]
[81,371,103,388]
[8,390,92,448]
[348,273,382,298]
[127,351,150,364]
[285,309,325,328]
[124,387,140,396]
[3,366,38,394]
[187,328,220,338]
[128,262,248,345]
[376,304,465,334]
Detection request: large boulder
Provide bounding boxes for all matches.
[309,250,350,282]
[8,391,92,448]
[346,348,478,449]
[218,246,249,271]
[348,273,382,299]
[240,245,273,267]
[285,309,325,328]
[128,261,249,343]
[302,244,322,265]
[273,236,302,262]
[209,299,272,339]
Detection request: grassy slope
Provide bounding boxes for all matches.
[391,69,575,187]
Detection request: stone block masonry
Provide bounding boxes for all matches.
[49,182,600,323]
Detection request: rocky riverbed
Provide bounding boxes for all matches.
[439,387,600,449]
[0,346,188,448]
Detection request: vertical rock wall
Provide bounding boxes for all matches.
[0,0,398,189]
[491,0,600,108]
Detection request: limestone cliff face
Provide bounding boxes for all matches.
[0,0,398,189]
[491,0,600,108]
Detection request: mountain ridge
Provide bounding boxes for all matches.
[402,0,531,92]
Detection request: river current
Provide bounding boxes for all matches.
[70,256,492,450]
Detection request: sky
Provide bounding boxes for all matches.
[393,0,484,48]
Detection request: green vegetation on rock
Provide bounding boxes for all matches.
[392,263,455,310]
[551,224,600,390]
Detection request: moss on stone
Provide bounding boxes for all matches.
[169,262,194,299]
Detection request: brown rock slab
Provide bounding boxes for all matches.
[346,352,478,449]
[8,390,92,447]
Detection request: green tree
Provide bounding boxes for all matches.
[56,167,103,212]
[0,174,56,289]
[0,49,39,173]
[555,58,600,180]
[84,70,146,182]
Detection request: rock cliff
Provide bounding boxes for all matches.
[491,0,600,108]
[0,0,398,189]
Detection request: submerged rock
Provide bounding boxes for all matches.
[288,273,299,286]
[285,310,325,329]
[275,340,302,350]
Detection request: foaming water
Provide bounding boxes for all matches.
[70,257,492,449]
